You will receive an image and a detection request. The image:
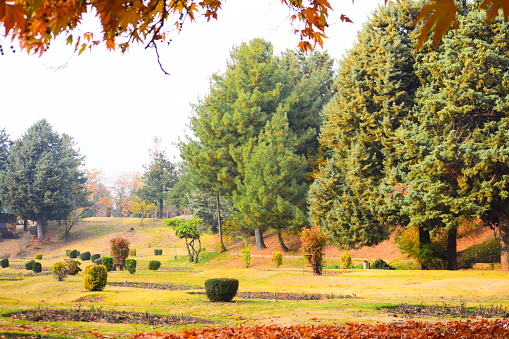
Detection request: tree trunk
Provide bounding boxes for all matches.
[158,199,164,219]
[255,228,267,250]
[36,214,44,240]
[447,228,458,270]
[418,226,431,270]
[216,194,226,252]
[23,220,28,232]
[499,222,509,271]
[277,229,289,252]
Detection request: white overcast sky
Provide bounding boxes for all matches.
[0,0,383,179]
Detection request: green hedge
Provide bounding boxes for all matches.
[102,256,114,271]
[148,260,161,270]
[80,251,91,261]
[0,258,9,268]
[205,278,239,302]
[32,262,42,273]
[125,258,137,274]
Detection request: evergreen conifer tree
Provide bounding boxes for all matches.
[309,0,423,249]
[0,120,86,240]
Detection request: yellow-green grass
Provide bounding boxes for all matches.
[1,218,508,338]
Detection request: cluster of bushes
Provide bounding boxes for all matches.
[154,249,163,256]
[371,259,395,270]
[25,260,42,273]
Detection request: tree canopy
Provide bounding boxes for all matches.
[0,119,87,240]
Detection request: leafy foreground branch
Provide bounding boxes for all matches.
[134,320,509,338]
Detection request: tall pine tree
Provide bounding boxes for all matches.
[0,120,87,240]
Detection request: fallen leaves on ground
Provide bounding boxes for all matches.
[133,319,509,338]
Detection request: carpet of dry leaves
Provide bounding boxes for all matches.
[133,320,509,338]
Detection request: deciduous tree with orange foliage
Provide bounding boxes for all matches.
[0,0,507,62]
[85,169,113,217]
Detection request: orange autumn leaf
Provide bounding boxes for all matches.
[414,0,457,49]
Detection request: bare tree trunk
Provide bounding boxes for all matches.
[447,228,458,270]
[23,220,28,232]
[499,222,509,271]
[419,226,431,270]
[277,229,289,253]
[158,199,163,219]
[216,194,226,252]
[36,214,44,240]
[255,228,267,250]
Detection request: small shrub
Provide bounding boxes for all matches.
[83,265,108,291]
[69,249,78,259]
[52,262,67,281]
[371,259,395,270]
[148,260,161,270]
[0,258,9,268]
[32,262,42,273]
[110,236,130,269]
[80,251,91,261]
[340,252,352,269]
[34,254,43,260]
[93,258,102,265]
[91,254,101,262]
[205,278,239,302]
[130,249,137,256]
[272,251,283,269]
[102,256,114,271]
[25,260,35,270]
[154,249,162,256]
[125,258,137,274]
[300,226,328,275]
[65,258,82,275]
[66,250,71,257]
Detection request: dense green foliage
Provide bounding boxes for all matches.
[181,38,335,250]
[101,256,114,271]
[166,218,202,263]
[371,259,395,270]
[32,262,42,273]
[69,249,78,259]
[91,254,101,262]
[0,258,9,268]
[205,278,239,302]
[83,265,108,291]
[154,249,162,256]
[0,120,87,240]
[309,0,423,250]
[125,258,137,274]
[138,151,178,218]
[148,260,161,270]
[25,260,35,270]
[80,252,91,261]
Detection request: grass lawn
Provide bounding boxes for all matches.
[0,218,508,338]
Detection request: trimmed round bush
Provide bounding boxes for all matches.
[148,260,161,270]
[205,278,239,302]
[125,258,137,274]
[91,254,101,262]
[101,256,114,271]
[69,249,78,259]
[34,254,43,260]
[32,262,42,273]
[130,249,137,257]
[80,251,91,261]
[0,258,9,268]
[83,265,108,291]
[52,262,67,281]
[66,250,71,257]
[93,258,102,265]
[25,260,35,270]
[154,249,162,256]
[372,259,395,270]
